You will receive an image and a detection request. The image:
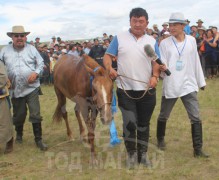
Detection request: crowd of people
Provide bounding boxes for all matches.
[0,8,216,170]
[22,16,219,84]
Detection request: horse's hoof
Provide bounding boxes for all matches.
[90,158,99,167]
[80,135,87,143]
[68,135,75,141]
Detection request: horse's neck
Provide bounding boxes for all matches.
[84,56,99,69]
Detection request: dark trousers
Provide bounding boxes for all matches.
[117,88,156,154]
[11,88,42,126]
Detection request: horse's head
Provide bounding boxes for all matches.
[85,62,113,125]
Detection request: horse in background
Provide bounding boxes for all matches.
[53,54,113,164]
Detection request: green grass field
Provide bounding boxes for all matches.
[0,78,219,180]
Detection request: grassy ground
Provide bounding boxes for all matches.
[0,78,219,180]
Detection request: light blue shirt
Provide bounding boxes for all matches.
[0,43,44,98]
[184,24,191,35]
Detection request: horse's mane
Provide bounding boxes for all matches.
[83,55,105,76]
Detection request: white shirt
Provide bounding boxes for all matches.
[114,31,157,90]
[159,35,206,98]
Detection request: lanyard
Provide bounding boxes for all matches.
[172,37,187,59]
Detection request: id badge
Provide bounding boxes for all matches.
[176,60,183,71]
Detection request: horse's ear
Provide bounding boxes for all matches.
[84,64,95,76]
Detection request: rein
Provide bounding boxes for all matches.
[117,74,155,100]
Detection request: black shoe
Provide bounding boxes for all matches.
[194,150,209,158]
[157,139,166,151]
[36,140,48,151]
[15,135,23,144]
[32,123,48,151]
[138,153,152,168]
[126,152,138,169]
[15,125,23,144]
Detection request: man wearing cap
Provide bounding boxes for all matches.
[184,19,191,35]
[49,36,58,49]
[57,37,62,45]
[196,19,206,29]
[156,13,209,158]
[34,37,40,48]
[152,24,161,37]
[0,25,48,151]
[160,22,169,36]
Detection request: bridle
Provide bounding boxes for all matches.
[90,66,112,110]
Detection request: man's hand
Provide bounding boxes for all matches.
[109,67,118,80]
[159,64,167,72]
[28,72,38,84]
[150,76,158,88]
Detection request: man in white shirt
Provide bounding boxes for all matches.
[157,12,209,158]
[104,7,160,168]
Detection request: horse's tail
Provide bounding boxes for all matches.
[53,87,66,123]
[53,104,63,123]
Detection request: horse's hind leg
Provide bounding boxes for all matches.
[74,103,86,142]
[54,87,73,140]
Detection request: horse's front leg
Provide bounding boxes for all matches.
[85,115,97,166]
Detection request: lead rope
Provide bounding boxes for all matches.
[117,74,155,100]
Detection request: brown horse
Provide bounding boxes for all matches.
[53,54,113,164]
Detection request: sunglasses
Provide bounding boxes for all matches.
[14,34,25,38]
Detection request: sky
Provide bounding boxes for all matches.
[0,0,218,45]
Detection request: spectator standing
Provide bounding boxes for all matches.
[89,38,106,67]
[57,37,62,45]
[34,37,40,48]
[68,44,79,57]
[49,36,58,49]
[83,41,92,55]
[184,19,191,35]
[102,33,108,40]
[160,22,169,36]
[0,25,47,151]
[156,12,209,158]
[203,29,218,78]
[196,19,206,29]
[152,24,161,37]
[38,43,50,85]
